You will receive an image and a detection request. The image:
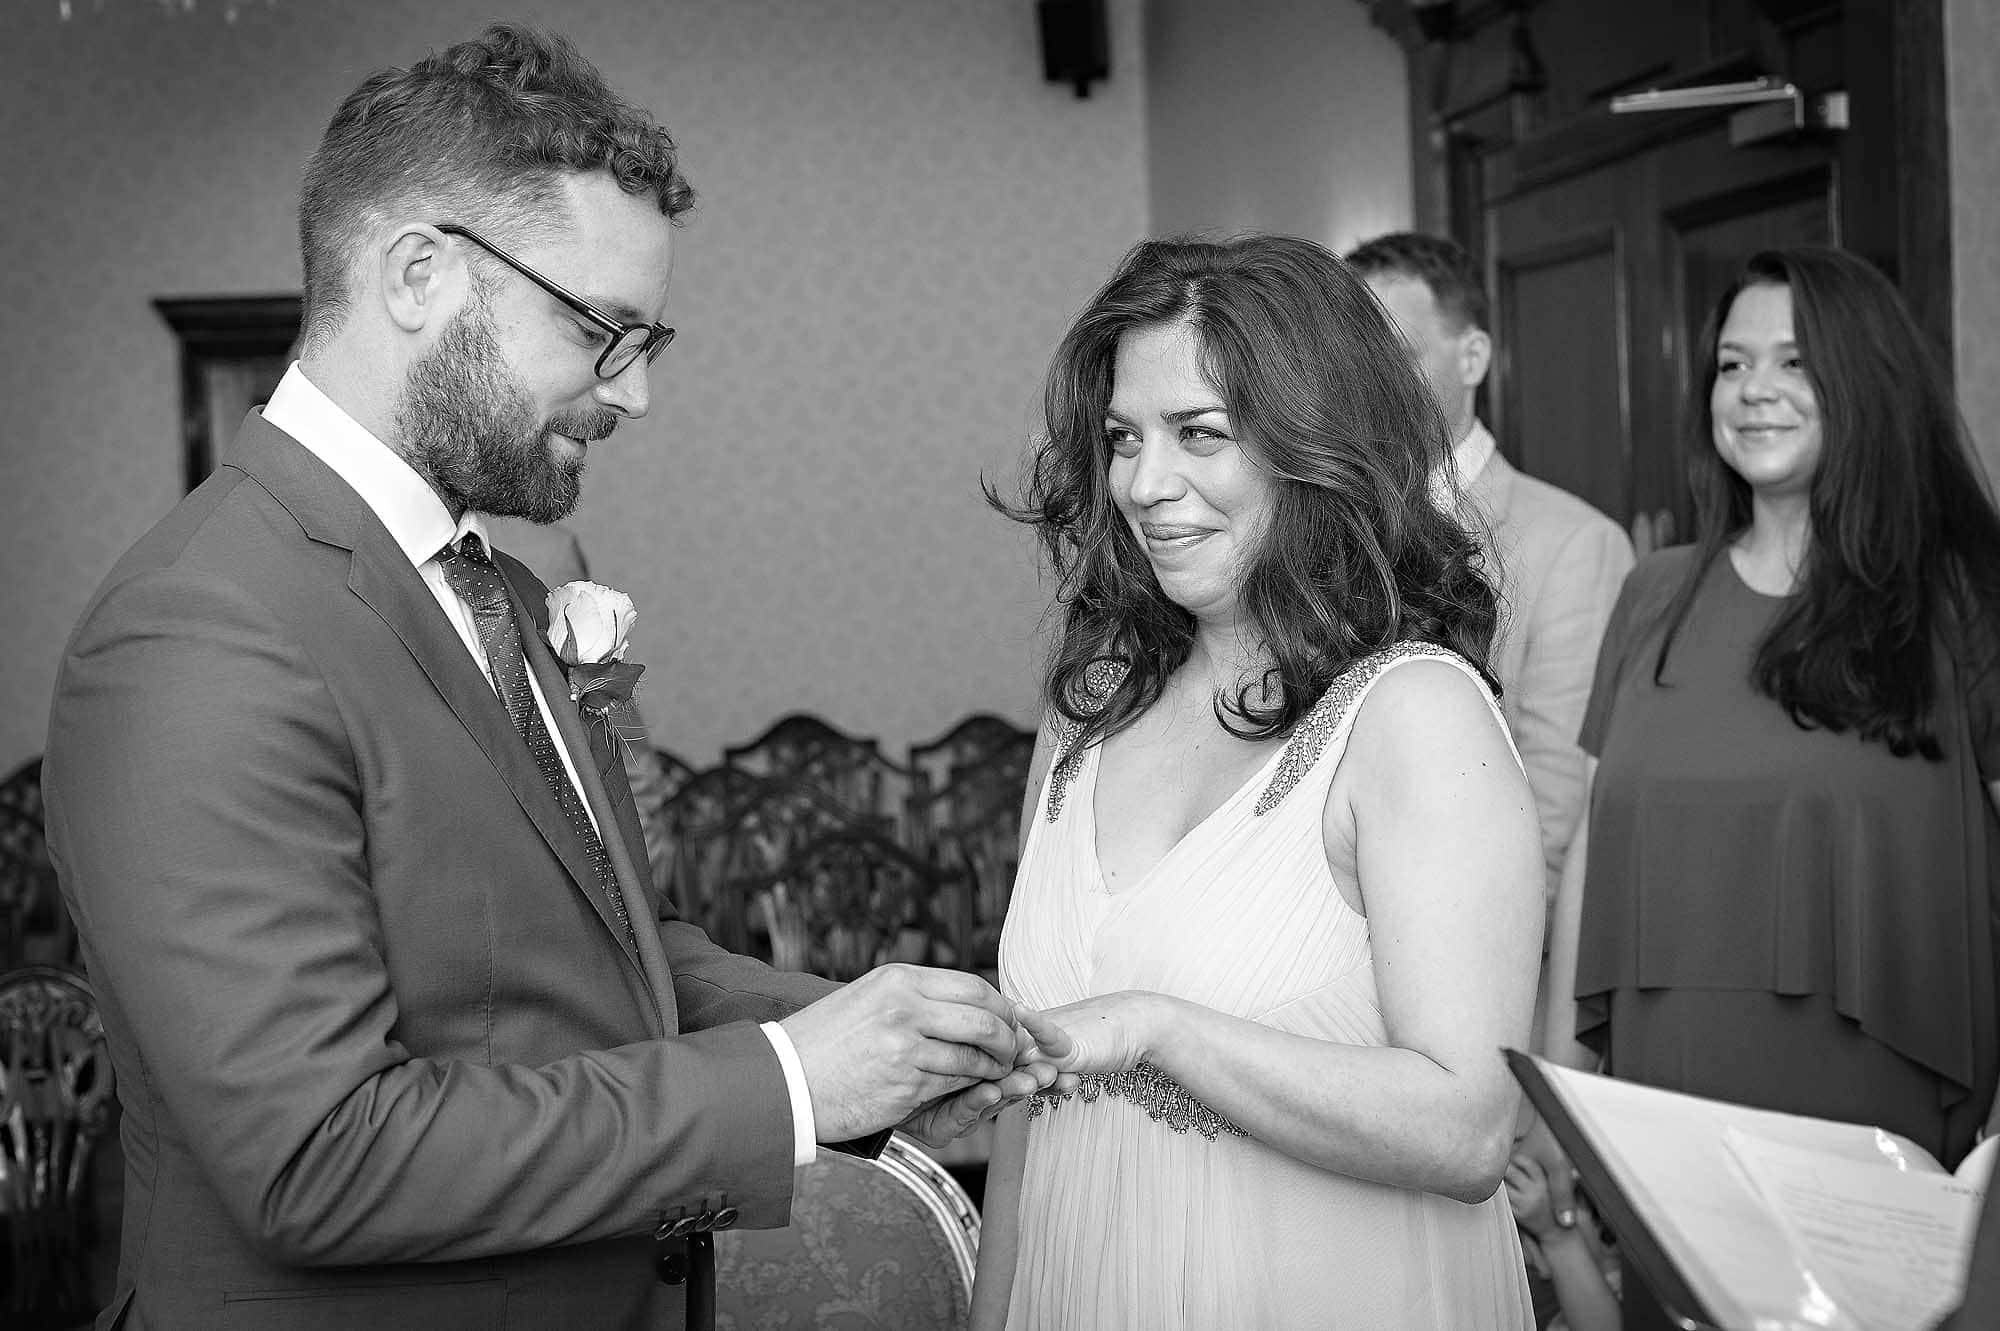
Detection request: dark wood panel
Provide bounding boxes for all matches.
[1371,0,1952,369]
[1496,232,1629,521]
[154,295,301,490]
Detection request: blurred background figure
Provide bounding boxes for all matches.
[1504,1140,1621,1331]
[1543,246,2000,1326]
[973,235,1544,1330]
[1347,231,1633,954]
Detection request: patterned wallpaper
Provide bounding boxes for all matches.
[1146,0,1410,251]
[1950,0,2000,491]
[15,0,1987,781]
[0,0,1148,769]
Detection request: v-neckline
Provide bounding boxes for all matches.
[1086,738,1292,895]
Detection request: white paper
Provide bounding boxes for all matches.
[1954,1134,1999,1193]
[1539,1060,1947,1331]
[1726,1129,1982,1331]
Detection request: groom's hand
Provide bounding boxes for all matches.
[781,964,1021,1144]
[896,1008,1078,1147]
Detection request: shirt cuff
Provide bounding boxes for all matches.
[759,1021,818,1167]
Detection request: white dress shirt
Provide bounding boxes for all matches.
[263,363,817,1166]
[1431,417,1499,510]
[1453,418,1498,491]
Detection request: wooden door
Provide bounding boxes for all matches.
[1485,122,1834,547]
[1374,0,1948,551]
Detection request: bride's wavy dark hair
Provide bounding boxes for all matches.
[1659,246,2000,758]
[990,235,1499,750]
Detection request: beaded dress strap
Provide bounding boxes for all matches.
[1042,642,1475,822]
[1025,644,1478,1144]
[1043,657,1130,823]
[1251,641,1468,814]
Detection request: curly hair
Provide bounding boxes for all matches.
[993,235,1499,751]
[297,23,695,349]
[1661,246,2000,758]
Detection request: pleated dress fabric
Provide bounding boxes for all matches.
[998,646,1534,1330]
[1574,548,2000,1170]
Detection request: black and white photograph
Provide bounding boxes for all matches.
[3,2,1999,1328]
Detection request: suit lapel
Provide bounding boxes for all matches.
[509,574,654,884]
[574,686,653,888]
[344,548,619,930]
[224,414,649,979]
[509,569,676,1021]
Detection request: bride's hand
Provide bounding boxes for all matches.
[1015,991,1170,1077]
[897,1016,1080,1147]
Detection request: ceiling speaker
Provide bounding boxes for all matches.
[1039,0,1109,99]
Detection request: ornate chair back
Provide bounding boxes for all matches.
[722,713,907,822]
[662,767,898,955]
[0,760,70,971]
[651,748,697,804]
[658,764,766,943]
[905,720,1034,980]
[742,827,968,980]
[908,714,1031,793]
[625,745,698,899]
[0,964,116,1326]
[715,1132,977,1330]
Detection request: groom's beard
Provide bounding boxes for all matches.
[396,299,618,524]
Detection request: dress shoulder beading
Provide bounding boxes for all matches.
[1253,642,1472,815]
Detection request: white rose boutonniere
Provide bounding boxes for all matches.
[546,581,645,740]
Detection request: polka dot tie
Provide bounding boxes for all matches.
[439,534,637,951]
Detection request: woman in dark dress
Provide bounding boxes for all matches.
[1543,246,2000,1165]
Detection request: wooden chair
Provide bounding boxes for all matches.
[715,1131,977,1330]
[907,714,1033,801]
[904,719,1036,980]
[626,745,697,898]
[722,713,908,823]
[904,713,1033,855]
[657,764,767,944]
[740,827,969,981]
[651,747,697,803]
[0,760,73,972]
[660,766,893,954]
[0,965,116,1328]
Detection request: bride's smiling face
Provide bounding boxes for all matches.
[1105,320,1276,622]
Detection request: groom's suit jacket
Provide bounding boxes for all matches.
[43,412,834,1330]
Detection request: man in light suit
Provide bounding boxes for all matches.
[44,25,1053,1329]
[1347,233,1634,925]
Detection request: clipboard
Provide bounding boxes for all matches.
[1506,1048,1728,1331]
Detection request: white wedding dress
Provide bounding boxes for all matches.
[998,645,1534,1330]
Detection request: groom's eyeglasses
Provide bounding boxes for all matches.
[434,223,676,380]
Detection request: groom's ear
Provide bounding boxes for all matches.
[381,225,453,334]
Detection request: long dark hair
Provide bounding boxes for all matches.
[992,235,1499,751]
[1659,246,2000,757]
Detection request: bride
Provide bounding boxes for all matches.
[974,235,1544,1330]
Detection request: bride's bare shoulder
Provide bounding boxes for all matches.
[1337,656,1517,794]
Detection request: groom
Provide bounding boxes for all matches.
[43,24,1052,1330]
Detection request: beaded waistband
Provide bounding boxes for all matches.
[1026,1061,1247,1141]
